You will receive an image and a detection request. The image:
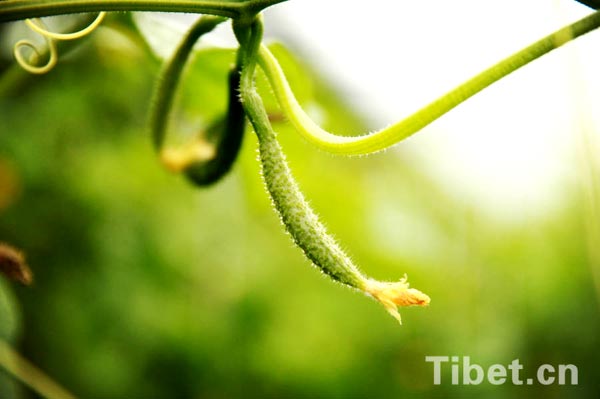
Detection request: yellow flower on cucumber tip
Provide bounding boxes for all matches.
[364,275,430,324]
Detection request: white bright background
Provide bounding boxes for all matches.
[263,0,600,222]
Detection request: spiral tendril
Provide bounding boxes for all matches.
[13,18,58,74]
[13,12,106,74]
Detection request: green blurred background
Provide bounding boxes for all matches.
[1,10,599,399]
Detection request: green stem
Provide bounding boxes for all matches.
[0,0,288,22]
[150,15,226,151]
[258,10,600,155]
[0,339,76,399]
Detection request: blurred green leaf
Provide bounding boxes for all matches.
[133,12,237,60]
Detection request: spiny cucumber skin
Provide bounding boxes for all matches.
[234,19,431,324]
[241,85,430,324]
[254,109,365,289]
[235,19,366,293]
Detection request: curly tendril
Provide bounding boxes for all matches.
[13,18,57,74]
[13,12,106,74]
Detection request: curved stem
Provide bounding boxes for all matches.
[0,0,288,22]
[0,339,75,399]
[235,17,429,324]
[150,15,226,151]
[258,10,600,155]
